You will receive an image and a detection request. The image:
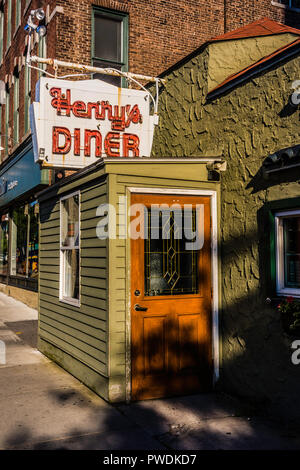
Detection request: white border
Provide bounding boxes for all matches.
[59,190,81,307]
[275,209,300,298]
[125,187,219,401]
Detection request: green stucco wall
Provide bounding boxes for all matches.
[152,44,300,421]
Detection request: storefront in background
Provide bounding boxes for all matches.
[0,138,49,304]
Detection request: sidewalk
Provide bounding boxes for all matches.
[0,292,300,450]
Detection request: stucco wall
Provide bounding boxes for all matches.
[152,47,300,421]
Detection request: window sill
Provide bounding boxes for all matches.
[271,1,300,12]
[59,297,80,308]
[277,290,300,298]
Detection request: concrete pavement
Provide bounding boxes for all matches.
[0,292,300,450]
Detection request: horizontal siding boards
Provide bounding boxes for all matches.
[39,329,107,376]
[39,300,106,332]
[40,295,107,321]
[39,179,108,377]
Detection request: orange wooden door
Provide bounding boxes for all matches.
[131,193,213,401]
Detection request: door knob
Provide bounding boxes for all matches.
[134,304,148,311]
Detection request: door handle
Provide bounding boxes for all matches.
[134,304,148,311]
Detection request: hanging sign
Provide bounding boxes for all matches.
[30,77,156,169]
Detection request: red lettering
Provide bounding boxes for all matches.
[49,89,143,132]
[87,102,99,119]
[104,132,120,157]
[111,105,126,131]
[84,130,102,157]
[52,127,72,154]
[125,104,142,127]
[99,101,112,121]
[123,134,139,157]
[50,88,72,116]
[73,101,88,118]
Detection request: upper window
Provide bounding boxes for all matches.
[275,210,300,297]
[60,192,80,306]
[272,0,300,10]
[6,0,11,50]
[92,8,128,87]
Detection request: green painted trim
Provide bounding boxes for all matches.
[91,6,128,88]
[268,210,276,293]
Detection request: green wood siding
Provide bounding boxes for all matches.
[39,179,108,381]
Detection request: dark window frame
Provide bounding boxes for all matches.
[92,6,128,87]
[272,0,300,12]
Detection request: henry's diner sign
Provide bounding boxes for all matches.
[30,78,156,168]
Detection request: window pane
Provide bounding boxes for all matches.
[0,215,8,275]
[94,15,122,62]
[144,209,199,296]
[283,217,300,288]
[28,204,39,278]
[11,206,28,276]
[61,195,79,247]
[63,249,79,300]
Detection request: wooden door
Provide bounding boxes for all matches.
[131,193,213,401]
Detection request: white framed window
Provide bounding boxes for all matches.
[275,209,300,297]
[272,0,300,11]
[60,191,80,306]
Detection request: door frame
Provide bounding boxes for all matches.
[125,187,219,402]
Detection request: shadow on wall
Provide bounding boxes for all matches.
[220,157,300,422]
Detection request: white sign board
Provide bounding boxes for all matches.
[30,78,156,169]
